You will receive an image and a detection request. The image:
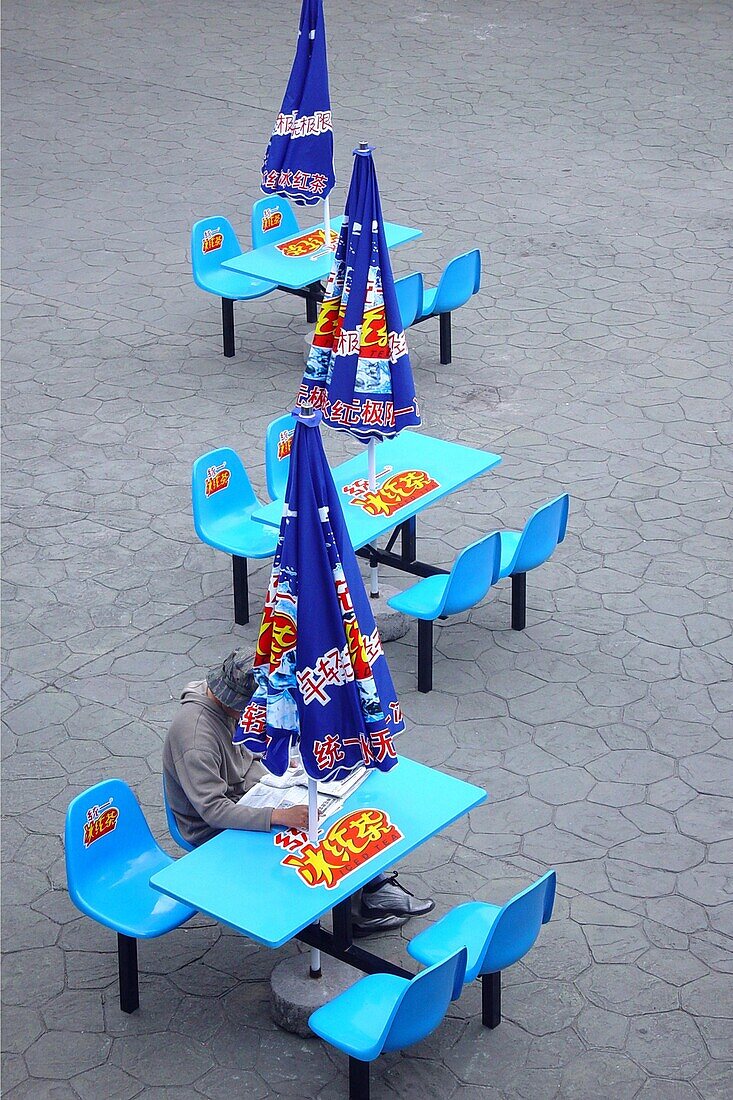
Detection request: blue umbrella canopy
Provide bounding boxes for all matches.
[297,145,420,443]
[235,409,404,781]
[261,0,335,207]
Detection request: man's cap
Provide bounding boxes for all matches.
[206,650,256,712]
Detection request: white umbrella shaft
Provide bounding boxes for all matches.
[368,438,379,597]
[323,195,331,250]
[308,777,321,976]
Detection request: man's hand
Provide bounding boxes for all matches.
[271,805,310,830]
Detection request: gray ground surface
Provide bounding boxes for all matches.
[2,1,732,1097]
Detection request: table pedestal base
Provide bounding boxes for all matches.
[364,583,410,642]
[270,952,360,1037]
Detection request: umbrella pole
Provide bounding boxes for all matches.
[368,438,380,598]
[308,777,322,978]
[323,195,331,250]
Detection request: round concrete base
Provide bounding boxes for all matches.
[304,330,315,360]
[270,953,361,1037]
[367,584,410,643]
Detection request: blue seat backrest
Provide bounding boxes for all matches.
[383,948,467,1053]
[265,413,297,501]
[65,779,157,906]
[191,447,257,539]
[511,494,570,574]
[432,249,482,315]
[442,531,501,617]
[251,197,300,248]
[191,217,241,289]
[481,871,557,974]
[394,272,424,328]
[163,777,194,853]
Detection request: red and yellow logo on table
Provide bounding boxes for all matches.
[344,469,439,518]
[276,228,338,258]
[277,808,402,888]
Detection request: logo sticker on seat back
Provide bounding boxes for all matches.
[261,208,283,233]
[277,429,294,460]
[202,228,224,253]
[205,462,231,496]
[83,799,119,847]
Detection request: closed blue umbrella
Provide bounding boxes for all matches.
[298,143,421,594]
[235,406,404,974]
[235,407,404,781]
[261,0,336,243]
[298,144,420,445]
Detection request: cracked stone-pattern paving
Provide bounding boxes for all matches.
[2,0,732,1097]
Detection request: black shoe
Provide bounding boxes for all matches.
[351,910,410,938]
[362,871,435,918]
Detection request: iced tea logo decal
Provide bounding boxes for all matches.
[204,462,230,497]
[277,429,294,460]
[261,208,283,233]
[263,171,332,198]
[342,468,440,518]
[276,227,339,257]
[83,799,119,847]
[201,227,224,253]
[275,808,402,888]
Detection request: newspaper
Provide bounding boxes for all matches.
[237,766,369,824]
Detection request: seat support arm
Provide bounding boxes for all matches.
[417,619,434,694]
[349,1056,371,1100]
[232,556,249,626]
[117,933,139,1014]
[221,298,235,358]
[481,970,501,1028]
[511,572,526,631]
[439,312,452,364]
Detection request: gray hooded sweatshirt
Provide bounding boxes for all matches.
[163,680,272,846]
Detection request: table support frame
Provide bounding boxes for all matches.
[296,897,412,979]
[277,281,325,324]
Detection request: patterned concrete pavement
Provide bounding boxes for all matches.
[2,0,732,1096]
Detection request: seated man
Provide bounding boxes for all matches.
[164,649,433,936]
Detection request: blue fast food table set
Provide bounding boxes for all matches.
[154,437,501,970]
[253,430,502,554]
[151,757,486,975]
[222,217,421,291]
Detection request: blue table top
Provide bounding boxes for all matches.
[253,431,502,550]
[222,218,422,290]
[150,757,487,948]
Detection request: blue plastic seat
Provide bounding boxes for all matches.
[192,447,279,626]
[408,871,556,1029]
[191,216,276,358]
[412,249,481,364]
[65,779,196,1013]
[250,196,300,248]
[310,948,467,1099]
[163,777,194,853]
[264,412,297,502]
[394,272,424,329]
[387,531,501,693]
[497,494,570,631]
[250,197,323,323]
